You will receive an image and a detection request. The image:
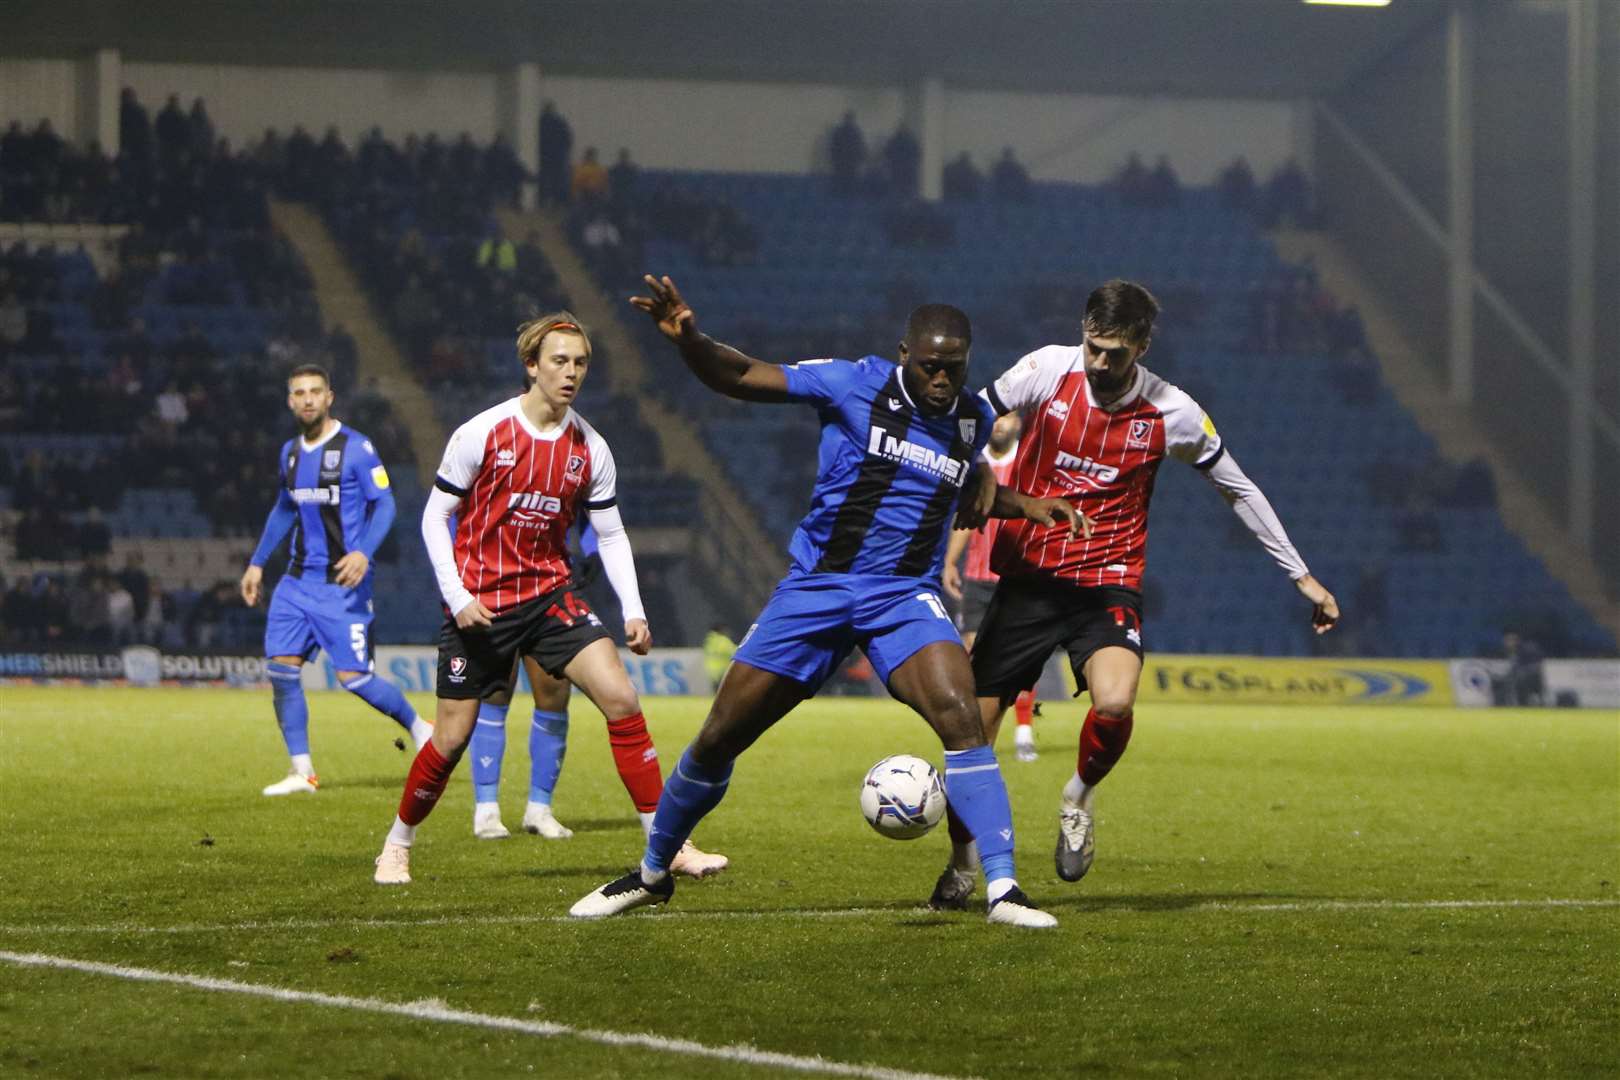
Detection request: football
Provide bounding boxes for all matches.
[859,754,946,839]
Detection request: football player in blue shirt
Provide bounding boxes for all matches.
[572,276,1084,927]
[240,364,432,795]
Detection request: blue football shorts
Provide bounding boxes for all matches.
[264,575,375,671]
[732,571,962,692]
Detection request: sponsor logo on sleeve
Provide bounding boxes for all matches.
[370,465,390,490]
[1201,412,1219,439]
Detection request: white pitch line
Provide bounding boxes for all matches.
[0,897,1614,938]
[0,950,975,1080]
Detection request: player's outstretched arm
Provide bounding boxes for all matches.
[991,485,1094,538]
[942,528,970,600]
[629,274,789,402]
[953,462,997,531]
[588,503,652,656]
[420,486,493,629]
[1198,450,1338,634]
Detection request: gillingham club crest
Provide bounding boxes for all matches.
[323,449,342,469]
[959,419,977,443]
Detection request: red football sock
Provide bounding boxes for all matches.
[1077,707,1133,786]
[607,712,663,813]
[1014,690,1034,727]
[397,740,458,826]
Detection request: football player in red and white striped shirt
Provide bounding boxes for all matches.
[372,312,727,884]
[928,280,1339,909]
[942,412,1039,763]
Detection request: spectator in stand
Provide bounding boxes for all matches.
[155,381,189,429]
[942,152,982,201]
[572,146,609,204]
[119,553,151,623]
[1145,155,1181,208]
[609,148,640,206]
[1115,152,1150,206]
[119,88,152,164]
[0,291,25,354]
[155,94,190,164]
[581,210,626,280]
[108,576,137,645]
[883,124,921,200]
[485,134,525,206]
[538,101,573,204]
[477,228,517,274]
[1217,156,1257,214]
[1266,158,1312,227]
[138,581,168,645]
[991,147,1032,202]
[828,111,866,197]
[188,98,215,159]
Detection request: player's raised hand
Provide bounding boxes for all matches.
[625,618,652,655]
[333,551,370,589]
[629,275,699,344]
[454,597,496,630]
[1295,574,1340,635]
[239,565,263,607]
[1024,496,1094,539]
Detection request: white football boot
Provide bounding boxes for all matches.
[570,869,674,918]
[373,841,412,885]
[521,803,573,839]
[473,805,511,840]
[262,773,319,796]
[669,839,729,878]
[1055,800,1096,882]
[986,886,1058,928]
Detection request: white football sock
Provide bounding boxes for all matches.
[386,816,416,848]
[291,753,315,778]
[639,860,668,886]
[986,877,1016,903]
[474,800,500,816]
[638,811,656,837]
[409,718,435,749]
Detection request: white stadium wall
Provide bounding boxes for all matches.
[4,55,1301,183]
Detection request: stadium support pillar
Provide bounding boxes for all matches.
[77,48,120,155]
[909,77,945,202]
[1445,2,1474,409]
[1567,0,1598,550]
[498,62,542,211]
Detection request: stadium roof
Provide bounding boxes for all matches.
[8,0,1447,99]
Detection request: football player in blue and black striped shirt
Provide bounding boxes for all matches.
[572,276,1084,928]
[240,364,432,795]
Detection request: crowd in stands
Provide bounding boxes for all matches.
[0,554,255,652]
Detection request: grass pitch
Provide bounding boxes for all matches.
[1,687,1616,1078]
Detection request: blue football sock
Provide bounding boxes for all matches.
[528,708,569,805]
[339,671,418,733]
[267,661,310,758]
[943,745,1016,884]
[644,745,733,875]
[468,702,508,804]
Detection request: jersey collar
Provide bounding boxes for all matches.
[511,398,575,442]
[1083,363,1145,413]
[299,419,342,452]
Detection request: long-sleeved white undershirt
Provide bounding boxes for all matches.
[1199,450,1310,581]
[420,488,646,622]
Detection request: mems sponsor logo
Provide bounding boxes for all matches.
[866,427,968,485]
[291,486,341,505]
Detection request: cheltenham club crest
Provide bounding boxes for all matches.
[1126,418,1154,449]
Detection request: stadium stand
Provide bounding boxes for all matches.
[0,114,420,650]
